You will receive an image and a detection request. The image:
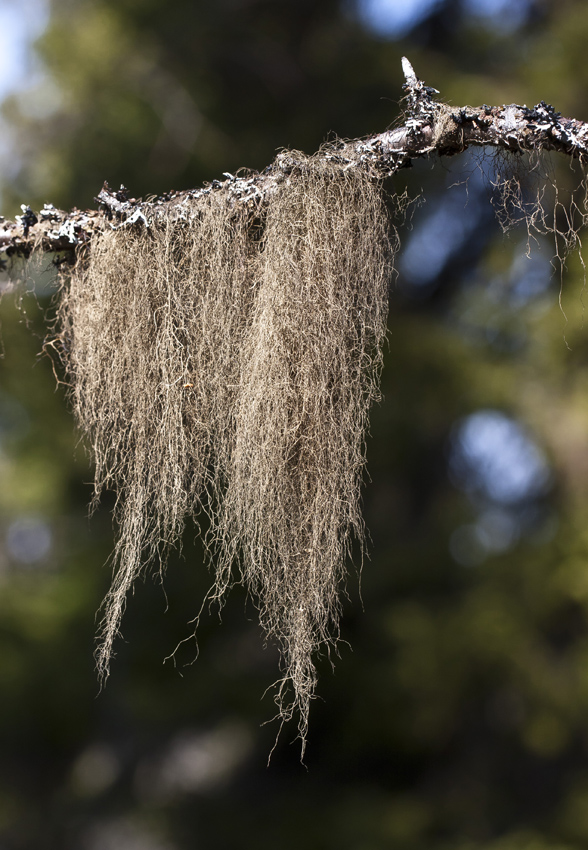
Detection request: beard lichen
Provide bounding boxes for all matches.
[55,152,394,752]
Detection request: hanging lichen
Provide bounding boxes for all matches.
[53,150,394,752]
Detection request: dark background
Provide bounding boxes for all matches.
[2,0,588,847]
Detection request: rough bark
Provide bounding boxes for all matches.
[1,57,587,259]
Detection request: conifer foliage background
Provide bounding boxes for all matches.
[3,0,588,848]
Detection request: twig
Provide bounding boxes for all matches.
[2,57,587,258]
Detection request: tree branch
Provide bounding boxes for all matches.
[2,57,588,259]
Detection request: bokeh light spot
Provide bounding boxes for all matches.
[6,514,52,565]
[449,409,551,505]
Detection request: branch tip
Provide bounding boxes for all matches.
[401,56,417,86]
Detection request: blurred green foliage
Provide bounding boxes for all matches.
[3,0,588,848]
